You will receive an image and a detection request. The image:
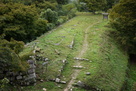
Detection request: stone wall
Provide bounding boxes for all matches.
[0,60,36,86]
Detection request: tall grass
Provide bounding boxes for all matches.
[76,21,128,91]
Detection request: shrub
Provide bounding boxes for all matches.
[0,39,27,72]
[0,78,9,89]
[35,19,48,36]
[46,23,55,30]
[40,8,58,25]
[62,3,77,17]
[132,82,136,91]
[56,18,64,25]
[59,16,68,22]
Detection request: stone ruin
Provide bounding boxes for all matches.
[102,13,109,20]
[0,60,36,86]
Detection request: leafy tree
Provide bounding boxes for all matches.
[40,8,58,24]
[35,19,48,36]
[35,1,58,10]
[56,0,69,4]
[104,0,119,11]
[62,3,77,18]
[0,3,38,42]
[0,38,25,72]
[79,0,107,13]
[109,0,136,54]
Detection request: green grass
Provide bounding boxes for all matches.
[19,12,128,91]
[123,62,136,91]
[76,21,128,91]
[19,13,103,91]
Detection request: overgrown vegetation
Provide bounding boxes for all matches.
[18,13,128,91]
[0,0,135,90]
[0,0,77,42]
[0,0,77,87]
[19,13,101,91]
[78,0,119,12]
[109,1,136,90]
[76,21,128,90]
[109,0,136,55]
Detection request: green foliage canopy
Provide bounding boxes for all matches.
[110,0,136,54]
[40,8,58,24]
[0,39,25,72]
[56,0,69,4]
[0,3,38,42]
[79,0,107,12]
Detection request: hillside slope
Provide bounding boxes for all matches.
[19,13,128,91]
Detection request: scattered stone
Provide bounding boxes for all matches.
[86,72,91,75]
[21,87,24,89]
[60,81,66,84]
[44,58,49,61]
[76,81,84,87]
[55,49,60,55]
[70,88,73,91]
[69,39,74,49]
[49,79,55,82]
[16,76,22,80]
[74,57,89,61]
[40,79,44,82]
[43,88,46,91]
[19,72,24,75]
[55,78,60,83]
[73,66,84,69]
[42,62,48,66]
[33,50,36,54]
[62,59,67,63]
[35,48,41,52]
[54,39,63,45]
[27,60,34,64]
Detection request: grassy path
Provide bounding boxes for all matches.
[64,21,100,91]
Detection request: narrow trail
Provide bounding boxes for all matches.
[64,21,100,91]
